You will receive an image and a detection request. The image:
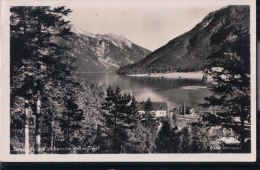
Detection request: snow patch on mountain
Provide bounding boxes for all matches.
[104,34,133,48]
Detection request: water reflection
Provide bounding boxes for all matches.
[79,72,211,109]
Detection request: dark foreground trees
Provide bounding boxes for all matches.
[59,95,84,150]
[155,120,179,153]
[201,7,250,152]
[10,6,74,153]
[10,6,102,154]
[100,86,141,153]
[141,98,158,152]
[99,87,209,153]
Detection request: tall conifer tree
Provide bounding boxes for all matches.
[201,7,250,152]
[10,6,87,153]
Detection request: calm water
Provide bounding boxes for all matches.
[79,72,211,109]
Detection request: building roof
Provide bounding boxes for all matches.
[137,102,168,111]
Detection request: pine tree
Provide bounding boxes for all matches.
[141,98,158,153]
[155,120,172,153]
[100,86,144,153]
[127,121,148,153]
[101,86,128,153]
[125,96,140,152]
[113,88,131,152]
[93,124,106,153]
[190,125,204,153]
[100,86,116,152]
[201,7,250,152]
[144,98,153,112]
[155,120,179,153]
[76,83,104,153]
[126,96,139,129]
[10,6,89,153]
[180,127,191,153]
[59,94,84,151]
[142,98,156,130]
[170,126,180,153]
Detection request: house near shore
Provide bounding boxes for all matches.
[137,101,168,118]
[176,112,200,129]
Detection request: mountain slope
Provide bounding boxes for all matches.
[67,29,151,72]
[117,5,249,74]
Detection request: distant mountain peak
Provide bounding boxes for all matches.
[71,27,97,38]
[104,33,131,43]
[103,33,133,49]
[72,27,134,49]
[66,28,151,72]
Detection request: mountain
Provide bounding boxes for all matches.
[117,5,249,74]
[67,28,151,72]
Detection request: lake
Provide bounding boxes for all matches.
[79,72,211,110]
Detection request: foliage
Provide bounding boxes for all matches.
[10,6,103,154]
[190,124,205,152]
[201,10,250,152]
[59,95,84,149]
[179,127,191,153]
[141,98,158,153]
[100,86,140,153]
[155,120,179,153]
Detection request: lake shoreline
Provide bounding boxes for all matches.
[79,71,211,109]
[127,71,207,80]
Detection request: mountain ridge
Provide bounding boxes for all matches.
[117,5,249,74]
[68,28,151,72]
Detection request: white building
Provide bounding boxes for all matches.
[137,102,168,118]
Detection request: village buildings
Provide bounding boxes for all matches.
[137,101,168,118]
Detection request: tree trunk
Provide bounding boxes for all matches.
[67,117,70,151]
[34,90,41,154]
[22,6,30,155]
[24,100,30,154]
[50,130,55,151]
[34,10,43,154]
[50,118,55,152]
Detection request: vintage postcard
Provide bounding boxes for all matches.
[0,0,257,162]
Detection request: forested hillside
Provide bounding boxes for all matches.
[117,5,249,74]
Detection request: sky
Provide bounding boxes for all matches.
[67,1,233,51]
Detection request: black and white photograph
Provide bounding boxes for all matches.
[0,0,257,162]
